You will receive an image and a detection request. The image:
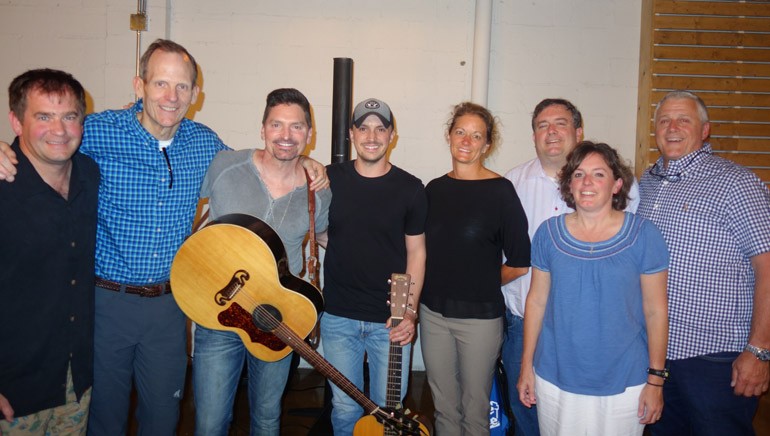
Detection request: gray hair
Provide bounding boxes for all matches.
[654,90,709,124]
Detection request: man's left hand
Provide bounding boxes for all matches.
[731,351,770,397]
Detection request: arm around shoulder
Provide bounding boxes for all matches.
[0,141,18,182]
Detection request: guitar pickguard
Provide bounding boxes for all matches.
[217,303,287,351]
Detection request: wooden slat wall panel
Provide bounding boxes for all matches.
[655,16,770,32]
[708,108,770,123]
[656,30,770,47]
[635,0,770,184]
[654,46,770,62]
[656,0,770,16]
[654,61,770,78]
[652,75,770,92]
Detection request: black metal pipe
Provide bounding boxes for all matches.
[330,58,353,164]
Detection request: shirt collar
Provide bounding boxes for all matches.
[654,142,712,177]
[129,98,190,146]
[9,137,86,202]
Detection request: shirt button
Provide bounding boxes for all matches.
[153,253,159,258]
[156,228,161,232]
[71,279,77,285]
[158,202,164,206]
[71,241,76,248]
[70,315,75,322]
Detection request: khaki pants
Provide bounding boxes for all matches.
[419,304,504,436]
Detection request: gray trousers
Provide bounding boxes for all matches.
[419,304,504,436]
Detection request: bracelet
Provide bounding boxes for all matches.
[647,381,664,387]
[646,367,670,380]
[406,306,417,315]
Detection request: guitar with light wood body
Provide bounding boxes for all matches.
[170,213,323,362]
[353,273,432,435]
[170,215,427,434]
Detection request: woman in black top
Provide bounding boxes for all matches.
[420,102,530,434]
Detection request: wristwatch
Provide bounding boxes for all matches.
[744,344,770,362]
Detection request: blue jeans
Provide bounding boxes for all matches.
[501,311,540,436]
[648,352,759,436]
[320,313,411,436]
[192,325,292,436]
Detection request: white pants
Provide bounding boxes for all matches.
[535,374,645,436]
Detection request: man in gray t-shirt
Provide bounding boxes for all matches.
[193,88,331,436]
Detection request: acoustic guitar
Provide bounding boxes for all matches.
[170,214,425,434]
[170,213,323,362]
[353,274,431,436]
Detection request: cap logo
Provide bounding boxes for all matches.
[365,100,380,109]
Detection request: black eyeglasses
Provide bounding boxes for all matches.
[162,147,173,189]
[648,148,707,183]
[648,162,683,182]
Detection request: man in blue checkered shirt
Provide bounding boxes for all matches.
[0,40,327,435]
[638,90,770,436]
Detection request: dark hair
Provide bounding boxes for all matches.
[531,98,583,131]
[139,39,198,85]
[261,88,312,129]
[558,141,634,211]
[9,68,86,120]
[446,101,501,154]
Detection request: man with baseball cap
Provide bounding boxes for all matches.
[318,98,427,434]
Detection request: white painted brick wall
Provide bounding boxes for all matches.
[0,0,642,370]
[0,0,641,181]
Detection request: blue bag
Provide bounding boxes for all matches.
[490,369,510,435]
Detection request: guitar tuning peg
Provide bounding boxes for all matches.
[387,278,392,284]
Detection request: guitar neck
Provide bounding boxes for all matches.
[386,318,403,409]
[270,319,379,414]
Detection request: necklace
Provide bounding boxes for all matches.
[264,171,299,231]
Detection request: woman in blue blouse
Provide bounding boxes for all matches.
[517,141,669,435]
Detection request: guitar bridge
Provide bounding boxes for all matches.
[214,269,250,306]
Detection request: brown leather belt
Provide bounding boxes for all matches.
[95,277,172,298]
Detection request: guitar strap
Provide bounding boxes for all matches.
[305,169,319,287]
[305,169,322,350]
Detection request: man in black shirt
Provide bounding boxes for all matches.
[318,98,427,434]
[0,69,99,435]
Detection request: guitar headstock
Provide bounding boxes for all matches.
[389,273,411,320]
[374,406,424,436]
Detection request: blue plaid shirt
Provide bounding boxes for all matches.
[638,143,770,360]
[81,100,228,284]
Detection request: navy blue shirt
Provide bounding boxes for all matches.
[0,138,99,417]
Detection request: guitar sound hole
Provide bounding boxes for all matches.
[252,304,282,331]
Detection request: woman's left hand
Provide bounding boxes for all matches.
[387,312,418,346]
[637,383,664,424]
